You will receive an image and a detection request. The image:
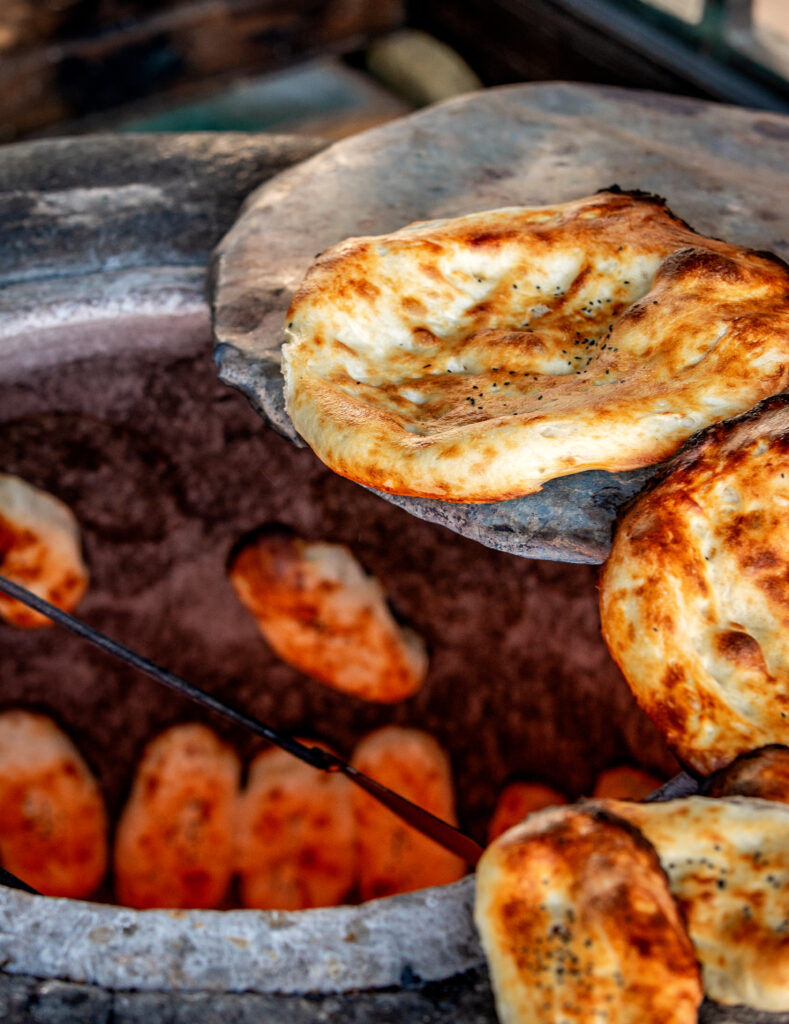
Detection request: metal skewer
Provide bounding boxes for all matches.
[0,575,483,867]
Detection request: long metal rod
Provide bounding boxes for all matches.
[0,575,483,866]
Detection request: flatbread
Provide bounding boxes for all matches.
[114,724,240,909]
[592,766,663,801]
[0,473,88,627]
[283,189,789,502]
[228,525,427,702]
[600,396,789,775]
[606,795,789,1011]
[474,803,702,1024]
[0,711,107,898]
[351,726,465,899]
[234,744,355,910]
[488,782,567,841]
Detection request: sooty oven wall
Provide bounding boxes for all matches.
[0,337,676,899]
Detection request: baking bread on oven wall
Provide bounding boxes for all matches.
[234,744,355,910]
[351,726,465,899]
[0,710,107,898]
[228,525,427,702]
[0,473,88,628]
[114,723,240,909]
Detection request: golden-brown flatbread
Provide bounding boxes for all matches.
[605,795,789,1011]
[600,395,789,775]
[228,525,427,702]
[706,744,789,802]
[283,190,789,502]
[474,804,703,1024]
[0,711,107,897]
[234,744,355,910]
[351,726,465,899]
[114,724,240,909]
[592,765,663,801]
[0,474,88,628]
[488,782,567,842]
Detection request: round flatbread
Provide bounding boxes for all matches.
[600,395,789,776]
[283,189,789,502]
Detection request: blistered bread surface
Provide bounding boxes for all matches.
[229,528,427,702]
[283,190,789,502]
[600,395,789,775]
[351,726,465,899]
[235,745,355,909]
[114,724,240,909]
[605,795,789,1011]
[474,804,702,1024]
[0,474,88,627]
[0,711,107,897]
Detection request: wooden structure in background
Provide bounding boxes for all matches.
[0,0,405,140]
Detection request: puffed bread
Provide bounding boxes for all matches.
[235,745,355,909]
[114,724,240,909]
[229,526,427,702]
[351,726,465,899]
[474,804,703,1024]
[284,190,789,502]
[600,395,789,775]
[488,782,567,842]
[605,795,789,1010]
[0,711,107,897]
[0,474,88,628]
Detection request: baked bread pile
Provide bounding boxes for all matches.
[480,395,789,1021]
[477,747,789,1022]
[283,190,789,502]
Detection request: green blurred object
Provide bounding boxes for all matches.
[118,59,408,135]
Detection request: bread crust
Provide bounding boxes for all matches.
[600,395,789,775]
[283,190,789,502]
[234,745,355,910]
[228,526,427,702]
[113,724,240,909]
[0,474,88,627]
[351,726,465,899]
[474,803,702,1024]
[0,711,107,898]
[604,795,789,1011]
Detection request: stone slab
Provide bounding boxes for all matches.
[211,82,789,563]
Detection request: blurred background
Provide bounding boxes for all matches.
[0,0,788,144]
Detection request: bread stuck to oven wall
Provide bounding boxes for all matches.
[228,525,427,702]
[351,726,466,899]
[0,710,107,898]
[0,474,88,628]
[114,724,239,909]
[235,744,355,910]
